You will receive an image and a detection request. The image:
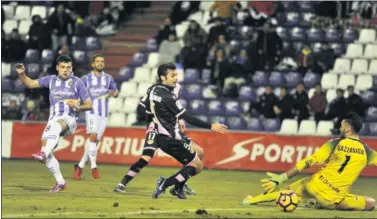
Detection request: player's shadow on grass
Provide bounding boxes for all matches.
[19,185,46,192]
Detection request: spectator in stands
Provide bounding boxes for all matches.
[47,4,75,51]
[29,15,50,52]
[297,45,313,74]
[209,34,231,57]
[274,86,295,121]
[1,7,5,27]
[2,100,22,120]
[346,85,365,117]
[182,20,207,69]
[170,1,200,25]
[249,85,278,118]
[327,88,347,134]
[48,44,76,74]
[75,17,97,37]
[256,22,282,71]
[5,29,27,62]
[209,1,238,23]
[1,30,8,62]
[207,48,230,90]
[312,43,335,74]
[207,18,229,47]
[158,33,181,64]
[293,82,310,123]
[155,17,176,45]
[229,49,254,77]
[22,100,39,121]
[309,84,327,124]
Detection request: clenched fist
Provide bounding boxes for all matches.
[15,63,25,74]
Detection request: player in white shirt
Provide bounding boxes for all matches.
[74,55,119,180]
[16,56,93,192]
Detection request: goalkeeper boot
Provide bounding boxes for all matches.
[152,176,166,199]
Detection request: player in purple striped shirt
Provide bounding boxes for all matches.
[15,55,93,192]
[74,55,118,180]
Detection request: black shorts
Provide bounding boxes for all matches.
[142,130,159,157]
[157,134,197,165]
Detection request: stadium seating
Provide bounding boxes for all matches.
[14,5,30,20]
[316,121,333,136]
[3,20,18,34]
[119,81,138,97]
[367,60,377,75]
[109,97,124,112]
[355,75,373,91]
[358,29,376,43]
[125,113,137,126]
[364,44,377,59]
[331,58,351,74]
[31,6,47,19]
[123,97,140,113]
[183,69,200,84]
[109,113,127,127]
[86,37,102,51]
[24,49,40,63]
[350,59,368,75]
[137,82,153,97]
[3,5,14,20]
[280,119,298,135]
[326,89,337,103]
[188,99,207,115]
[41,49,55,64]
[143,52,159,68]
[245,117,263,131]
[297,120,316,135]
[132,67,152,83]
[344,44,363,58]
[2,63,11,78]
[337,74,355,90]
[321,74,338,89]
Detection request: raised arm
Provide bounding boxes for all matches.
[366,147,377,166]
[261,139,337,193]
[15,64,40,88]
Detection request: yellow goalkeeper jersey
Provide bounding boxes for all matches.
[296,137,377,203]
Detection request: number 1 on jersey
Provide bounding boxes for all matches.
[338,155,351,174]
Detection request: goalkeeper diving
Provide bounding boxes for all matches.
[242,112,376,211]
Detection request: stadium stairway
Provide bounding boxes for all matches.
[95,1,174,78]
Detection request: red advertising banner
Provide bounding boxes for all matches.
[10,122,377,177]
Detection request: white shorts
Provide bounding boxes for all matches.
[41,115,77,140]
[86,113,109,140]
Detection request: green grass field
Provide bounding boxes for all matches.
[2,159,377,218]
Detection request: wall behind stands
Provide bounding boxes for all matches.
[2,121,377,177]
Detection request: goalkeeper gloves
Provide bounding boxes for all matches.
[260,172,288,193]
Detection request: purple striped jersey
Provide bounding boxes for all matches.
[81,71,118,117]
[37,75,90,117]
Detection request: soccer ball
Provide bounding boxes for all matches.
[276,190,298,212]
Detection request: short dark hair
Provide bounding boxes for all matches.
[157,63,176,81]
[344,112,363,133]
[280,86,288,91]
[91,54,104,63]
[297,81,304,87]
[56,55,72,64]
[347,85,354,90]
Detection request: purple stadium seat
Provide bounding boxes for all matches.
[71,36,86,50]
[343,28,358,43]
[293,42,304,53]
[26,63,41,79]
[183,68,200,83]
[41,49,55,64]
[263,118,281,132]
[184,84,202,99]
[224,100,242,116]
[116,66,134,83]
[2,79,14,93]
[269,71,285,86]
[73,50,87,64]
[188,99,207,115]
[86,37,102,51]
[282,41,293,54]
[276,27,290,41]
[210,116,226,124]
[24,49,40,63]
[359,122,370,136]
[14,79,25,93]
[368,122,377,135]
[361,90,377,106]
[330,43,345,56]
[303,72,320,88]
[285,12,300,27]
[300,13,315,28]
[239,85,256,102]
[282,2,299,12]
[298,2,315,12]
[252,71,269,86]
[312,42,323,53]
[285,72,301,88]
[276,13,286,25]
[366,107,377,122]
[208,100,225,116]
[202,69,212,84]
[202,85,218,100]
[197,115,209,123]
[307,28,324,42]
[227,117,246,130]
[246,117,263,131]
[325,28,341,42]
[128,52,147,67]
[141,39,158,53]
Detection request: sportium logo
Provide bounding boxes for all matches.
[55,135,170,157]
[215,137,319,165]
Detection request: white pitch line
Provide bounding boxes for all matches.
[3,207,304,218]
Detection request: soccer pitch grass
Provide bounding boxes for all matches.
[2,159,377,218]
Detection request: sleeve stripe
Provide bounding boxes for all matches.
[176,109,186,118]
[139,102,146,108]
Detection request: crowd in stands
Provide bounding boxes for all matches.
[1,1,150,122]
[2,1,377,136]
